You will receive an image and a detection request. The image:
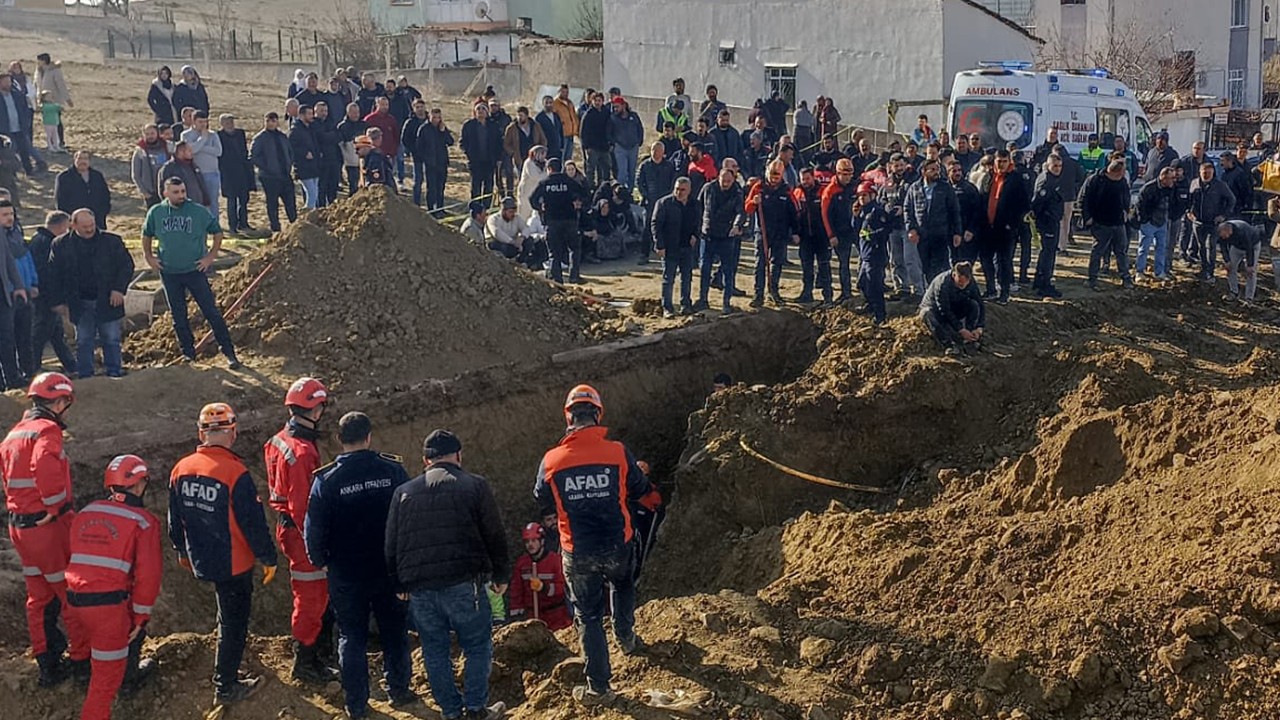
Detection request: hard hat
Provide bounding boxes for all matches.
[285,377,329,410]
[198,402,238,431]
[104,454,149,490]
[856,181,876,196]
[522,522,544,541]
[27,372,74,402]
[563,384,604,420]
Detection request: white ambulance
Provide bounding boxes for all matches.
[947,62,1155,164]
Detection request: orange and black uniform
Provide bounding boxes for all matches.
[0,408,89,667]
[66,494,162,720]
[168,444,276,690]
[264,420,327,646]
[821,177,857,298]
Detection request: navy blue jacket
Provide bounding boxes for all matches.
[305,449,410,579]
[0,85,34,135]
[356,84,386,118]
[535,110,563,158]
[362,149,397,191]
[171,81,209,115]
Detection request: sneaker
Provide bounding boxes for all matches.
[691,299,709,312]
[464,702,507,720]
[679,305,694,316]
[572,686,617,707]
[388,689,419,708]
[226,355,243,370]
[710,277,724,290]
[1086,281,1100,292]
[106,370,129,379]
[996,295,1010,305]
[944,345,963,358]
[1042,287,1063,299]
[1009,283,1021,293]
[1122,279,1135,290]
[731,288,747,297]
[214,676,264,704]
[793,294,814,304]
[1224,293,1239,303]
[662,309,677,319]
[617,632,645,656]
[721,305,737,316]
[1155,274,1170,282]
[748,297,764,308]
[768,292,784,307]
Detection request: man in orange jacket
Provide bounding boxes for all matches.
[265,377,338,684]
[0,372,90,687]
[168,402,277,704]
[534,384,662,707]
[66,455,162,720]
[821,157,858,303]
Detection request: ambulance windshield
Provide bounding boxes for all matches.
[952,100,1034,151]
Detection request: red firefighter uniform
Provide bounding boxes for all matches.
[66,459,162,720]
[508,549,571,631]
[265,419,327,645]
[0,407,89,663]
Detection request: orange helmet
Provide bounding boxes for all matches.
[285,377,329,410]
[104,454,150,490]
[28,372,74,402]
[198,402,238,432]
[522,522,544,541]
[563,384,604,423]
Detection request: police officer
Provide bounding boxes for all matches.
[534,385,662,707]
[853,181,893,324]
[304,412,414,720]
[530,157,589,284]
[66,455,162,720]
[0,372,90,687]
[355,134,396,191]
[265,377,338,684]
[168,402,277,704]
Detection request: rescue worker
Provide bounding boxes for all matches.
[852,181,892,325]
[507,523,571,631]
[66,455,162,720]
[792,167,832,306]
[1,371,89,687]
[1078,133,1105,175]
[265,377,338,684]
[356,134,395,191]
[305,412,414,719]
[744,160,800,307]
[168,403,278,704]
[534,385,662,707]
[821,158,858,303]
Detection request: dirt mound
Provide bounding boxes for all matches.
[127,188,615,387]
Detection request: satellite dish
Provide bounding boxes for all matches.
[475,1,491,20]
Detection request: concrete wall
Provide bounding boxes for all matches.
[371,0,510,33]
[602,0,1035,133]
[397,63,522,100]
[942,0,1041,98]
[106,57,307,87]
[0,6,174,46]
[10,0,63,11]
[413,32,517,66]
[508,0,595,40]
[517,38,600,102]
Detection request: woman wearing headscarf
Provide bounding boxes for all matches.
[171,65,210,115]
[287,68,306,98]
[517,145,548,222]
[148,66,177,125]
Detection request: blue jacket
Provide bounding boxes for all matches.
[305,449,410,579]
[171,80,209,115]
[535,110,563,158]
[0,85,33,134]
[1,224,33,290]
[607,111,644,150]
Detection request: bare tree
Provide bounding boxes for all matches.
[1037,18,1194,120]
[567,0,603,41]
[323,0,384,70]
[197,0,237,60]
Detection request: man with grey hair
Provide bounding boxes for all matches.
[651,177,700,317]
[1217,220,1262,304]
[47,209,133,378]
[181,110,223,218]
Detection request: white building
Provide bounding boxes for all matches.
[602,0,1042,132]
[372,0,529,66]
[1032,0,1265,109]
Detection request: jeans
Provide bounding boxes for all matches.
[546,219,580,283]
[1034,229,1060,290]
[329,571,410,716]
[1137,222,1169,277]
[562,137,576,163]
[833,233,855,298]
[395,145,407,184]
[1176,217,1195,260]
[261,177,297,231]
[8,131,43,174]
[612,146,638,190]
[468,161,494,202]
[889,229,924,294]
[661,250,694,311]
[1087,224,1131,283]
[409,580,493,718]
[584,148,610,188]
[700,236,739,308]
[1225,243,1261,300]
[32,302,75,376]
[562,544,636,693]
[161,271,235,360]
[412,158,426,206]
[426,166,447,212]
[300,177,321,209]
[858,244,889,322]
[1194,223,1216,278]
[224,190,250,231]
[74,299,122,377]
[0,301,20,387]
[213,572,253,690]
[202,171,222,219]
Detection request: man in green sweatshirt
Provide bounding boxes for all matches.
[141,176,241,369]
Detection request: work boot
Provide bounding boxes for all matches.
[69,657,91,687]
[214,675,263,704]
[119,658,156,697]
[572,686,617,707]
[292,641,338,684]
[617,632,646,656]
[35,652,68,688]
[768,290,785,307]
[748,296,764,308]
[463,701,507,719]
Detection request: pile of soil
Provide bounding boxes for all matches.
[126,188,615,387]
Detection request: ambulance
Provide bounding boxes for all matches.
[948,62,1155,165]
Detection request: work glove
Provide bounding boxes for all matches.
[529,578,544,593]
[178,556,192,572]
[262,564,277,586]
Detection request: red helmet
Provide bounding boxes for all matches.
[522,522,544,541]
[28,372,74,402]
[285,377,329,410]
[104,454,149,490]
[856,181,876,196]
[563,384,604,422]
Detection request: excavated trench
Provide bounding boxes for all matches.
[0,310,819,645]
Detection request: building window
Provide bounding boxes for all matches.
[719,42,736,66]
[1232,0,1249,27]
[1060,0,1085,5]
[765,65,797,108]
[390,0,414,5]
[1229,69,1246,106]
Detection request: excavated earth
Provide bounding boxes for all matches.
[3,189,1280,720]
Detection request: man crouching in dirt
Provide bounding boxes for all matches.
[534,384,663,707]
[919,261,986,357]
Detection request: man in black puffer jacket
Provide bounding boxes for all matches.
[385,429,508,720]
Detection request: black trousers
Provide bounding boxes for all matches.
[1034,228,1059,290]
[261,176,297,232]
[13,299,32,381]
[320,163,342,206]
[213,572,253,689]
[344,166,360,196]
[546,219,580,283]
[425,165,447,212]
[32,302,75,375]
[922,308,969,348]
[469,161,494,201]
[0,301,23,389]
[917,235,951,285]
[978,228,1015,297]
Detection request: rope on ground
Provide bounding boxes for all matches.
[737,437,889,494]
